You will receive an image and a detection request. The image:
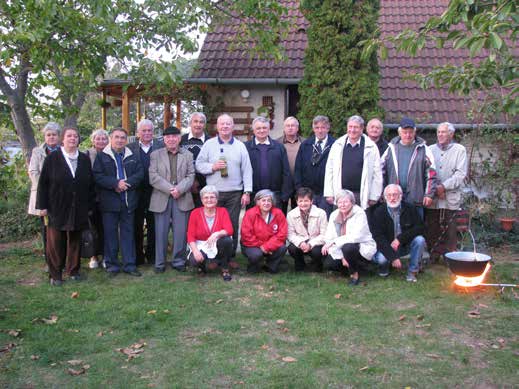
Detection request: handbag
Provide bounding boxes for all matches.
[80,218,97,258]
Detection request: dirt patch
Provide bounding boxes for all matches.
[179,328,223,346]
[16,276,41,287]
[0,240,35,252]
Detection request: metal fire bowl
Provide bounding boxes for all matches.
[445,251,491,277]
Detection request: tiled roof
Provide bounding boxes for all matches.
[191,0,516,123]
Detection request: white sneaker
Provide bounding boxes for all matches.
[89,258,99,269]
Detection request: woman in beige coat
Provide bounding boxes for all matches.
[28,122,62,262]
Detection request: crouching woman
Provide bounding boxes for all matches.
[187,185,234,281]
[322,189,376,285]
[241,190,288,274]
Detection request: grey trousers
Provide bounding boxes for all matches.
[154,197,189,269]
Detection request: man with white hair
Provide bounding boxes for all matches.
[366,118,388,156]
[324,115,382,210]
[381,117,437,219]
[128,119,164,266]
[180,112,210,207]
[426,122,467,262]
[370,184,426,282]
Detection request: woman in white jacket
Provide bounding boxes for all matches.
[322,190,377,285]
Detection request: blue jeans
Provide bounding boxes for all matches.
[373,235,426,274]
[102,204,136,273]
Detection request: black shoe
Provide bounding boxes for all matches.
[348,277,360,286]
[222,270,232,281]
[262,265,278,274]
[172,265,186,272]
[124,270,142,277]
[154,267,165,274]
[70,274,82,281]
[107,271,119,278]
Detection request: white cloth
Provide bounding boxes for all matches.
[62,149,79,178]
[195,240,218,259]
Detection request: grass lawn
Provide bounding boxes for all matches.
[1,242,518,388]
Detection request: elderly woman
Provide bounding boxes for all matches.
[241,190,288,274]
[287,187,328,272]
[322,189,377,285]
[85,129,109,269]
[28,122,62,263]
[186,185,234,281]
[36,127,95,286]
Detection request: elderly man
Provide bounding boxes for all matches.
[149,126,195,273]
[294,115,336,217]
[196,114,253,263]
[245,116,293,209]
[128,119,164,266]
[426,122,467,262]
[366,118,388,156]
[324,115,382,210]
[370,184,427,282]
[180,112,210,207]
[276,117,305,213]
[381,117,437,219]
[93,128,144,277]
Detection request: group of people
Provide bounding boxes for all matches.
[29,111,467,286]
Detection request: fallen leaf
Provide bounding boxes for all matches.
[67,367,86,376]
[71,292,79,299]
[163,309,170,313]
[415,323,431,328]
[416,314,424,321]
[359,366,369,371]
[334,294,342,299]
[96,331,104,337]
[478,303,489,308]
[147,310,157,315]
[140,375,151,379]
[50,363,57,367]
[7,329,21,337]
[132,343,146,349]
[276,319,285,325]
[0,343,16,353]
[215,299,223,304]
[83,364,91,370]
[31,355,40,360]
[281,327,289,333]
[281,356,297,362]
[492,344,500,349]
[41,315,58,325]
[66,329,80,333]
[67,359,84,366]
[425,353,441,359]
[398,315,406,321]
[353,304,362,308]
[497,338,505,345]
[260,344,269,350]
[468,310,480,318]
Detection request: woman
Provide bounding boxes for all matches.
[85,129,109,269]
[286,187,328,272]
[241,190,288,274]
[28,122,62,263]
[322,190,376,285]
[36,127,95,286]
[186,185,234,281]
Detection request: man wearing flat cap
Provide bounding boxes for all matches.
[149,126,195,273]
[381,117,437,220]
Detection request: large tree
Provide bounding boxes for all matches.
[0,0,289,159]
[297,0,383,135]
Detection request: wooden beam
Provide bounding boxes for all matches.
[101,91,107,130]
[176,99,181,129]
[122,91,130,133]
[163,98,172,129]
[136,98,142,123]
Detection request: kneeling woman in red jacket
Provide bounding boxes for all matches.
[241,189,288,273]
[187,185,234,281]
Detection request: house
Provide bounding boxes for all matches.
[187,0,512,138]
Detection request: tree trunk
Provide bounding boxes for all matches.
[8,94,36,162]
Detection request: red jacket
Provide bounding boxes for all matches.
[240,206,287,252]
[187,207,233,243]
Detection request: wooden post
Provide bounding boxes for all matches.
[101,90,107,130]
[163,98,172,129]
[136,98,142,124]
[176,99,181,129]
[122,91,130,133]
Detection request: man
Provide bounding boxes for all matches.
[196,114,253,264]
[127,119,164,266]
[294,115,336,217]
[245,116,293,209]
[93,128,144,277]
[324,115,382,210]
[276,117,305,213]
[426,122,467,262]
[180,112,210,207]
[366,118,388,156]
[370,184,427,282]
[149,126,195,273]
[381,117,437,219]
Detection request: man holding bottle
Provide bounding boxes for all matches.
[196,114,253,264]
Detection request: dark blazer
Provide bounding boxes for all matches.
[294,134,336,195]
[127,139,164,190]
[369,201,425,262]
[36,150,94,230]
[180,132,210,190]
[244,136,293,201]
[93,145,144,212]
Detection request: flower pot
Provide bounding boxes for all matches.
[499,217,515,232]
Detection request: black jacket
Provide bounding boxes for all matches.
[36,150,94,230]
[294,134,336,195]
[244,136,293,201]
[369,201,425,262]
